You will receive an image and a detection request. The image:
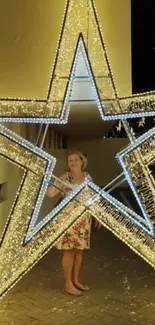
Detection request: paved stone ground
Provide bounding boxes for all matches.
[0,222,155,325]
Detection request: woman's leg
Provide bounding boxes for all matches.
[72,249,89,291]
[62,249,82,295]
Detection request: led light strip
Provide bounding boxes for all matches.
[25,118,155,240]
[27,168,154,244]
[116,127,155,234]
[1,0,155,299]
[25,179,89,242]
[0,0,154,122]
[86,180,153,236]
[1,123,155,299]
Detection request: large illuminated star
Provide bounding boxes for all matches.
[0,0,154,123]
[1,0,155,299]
[1,122,155,298]
[0,124,98,297]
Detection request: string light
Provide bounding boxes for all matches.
[117,126,155,233]
[0,124,98,298]
[0,0,154,122]
[1,0,155,299]
[1,120,155,298]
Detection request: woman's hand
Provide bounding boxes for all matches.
[46,173,67,198]
[95,219,102,230]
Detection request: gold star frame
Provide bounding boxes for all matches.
[1,122,155,298]
[0,124,98,297]
[0,0,155,123]
[1,0,155,299]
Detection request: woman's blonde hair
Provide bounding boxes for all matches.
[67,150,88,171]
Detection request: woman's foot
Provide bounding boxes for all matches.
[65,283,83,296]
[73,281,89,291]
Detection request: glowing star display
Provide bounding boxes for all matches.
[117,126,155,231]
[1,121,155,298]
[88,181,155,270]
[0,0,155,123]
[1,0,155,300]
[0,124,97,298]
[26,125,155,242]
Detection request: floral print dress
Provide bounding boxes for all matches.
[55,172,92,250]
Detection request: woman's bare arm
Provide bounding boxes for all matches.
[46,173,67,198]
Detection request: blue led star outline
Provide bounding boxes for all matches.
[0,37,154,242]
[0,123,154,247]
[23,38,154,241]
[25,130,155,242]
[26,175,154,244]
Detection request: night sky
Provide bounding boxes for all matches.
[106,1,155,138]
[131,0,155,93]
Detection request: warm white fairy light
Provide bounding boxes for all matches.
[0,162,26,245]
[26,179,92,242]
[0,0,154,122]
[1,0,155,300]
[0,124,98,298]
[117,126,155,232]
[1,121,155,298]
[89,193,155,269]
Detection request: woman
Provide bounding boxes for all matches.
[47,151,101,296]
